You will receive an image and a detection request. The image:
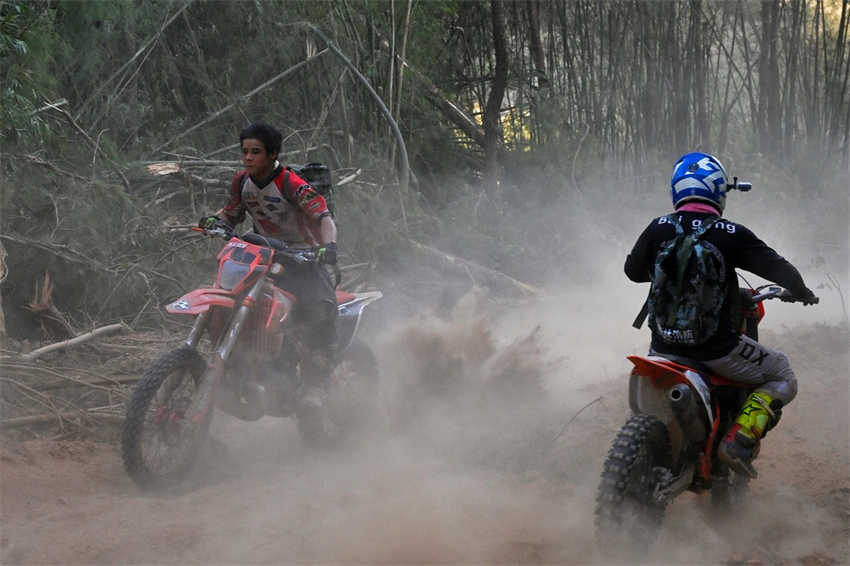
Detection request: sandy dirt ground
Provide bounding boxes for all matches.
[1,299,848,565]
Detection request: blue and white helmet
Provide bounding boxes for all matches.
[670,152,728,213]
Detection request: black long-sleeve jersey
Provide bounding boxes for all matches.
[625,211,809,359]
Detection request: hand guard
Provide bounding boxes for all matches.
[314,242,337,265]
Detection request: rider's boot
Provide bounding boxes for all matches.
[718,391,782,479]
[299,352,333,411]
[296,343,339,441]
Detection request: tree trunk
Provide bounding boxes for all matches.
[759,0,782,155]
[526,0,548,88]
[484,0,509,183]
[690,0,709,147]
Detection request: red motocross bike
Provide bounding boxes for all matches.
[121,226,382,489]
[594,284,814,555]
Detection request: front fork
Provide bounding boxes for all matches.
[184,277,266,423]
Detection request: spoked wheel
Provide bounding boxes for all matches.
[595,414,673,560]
[121,347,211,489]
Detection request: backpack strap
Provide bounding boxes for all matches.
[632,296,650,329]
[670,215,719,287]
[633,215,679,330]
[692,216,720,239]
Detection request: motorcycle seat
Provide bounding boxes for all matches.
[650,353,715,376]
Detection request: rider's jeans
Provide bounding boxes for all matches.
[702,334,798,406]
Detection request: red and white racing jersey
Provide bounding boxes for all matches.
[220,162,330,247]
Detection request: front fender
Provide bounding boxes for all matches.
[166,288,235,315]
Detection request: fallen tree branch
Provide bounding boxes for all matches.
[549,396,603,445]
[1,361,132,394]
[20,323,128,362]
[142,146,324,170]
[1,376,67,431]
[50,106,131,190]
[21,153,90,182]
[0,233,115,275]
[1,410,123,429]
[336,168,362,187]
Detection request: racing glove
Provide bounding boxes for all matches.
[314,242,337,265]
[799,287,819,306]
[198,215,221,230]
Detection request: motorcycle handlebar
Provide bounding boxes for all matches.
[195,229,317,264]
[241,233,316,263]
[748,285,817,305]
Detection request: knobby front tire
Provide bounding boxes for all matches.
[121,346,211,489]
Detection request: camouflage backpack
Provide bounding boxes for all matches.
[648,215,726,346]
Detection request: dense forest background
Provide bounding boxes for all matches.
[1,0,848,341]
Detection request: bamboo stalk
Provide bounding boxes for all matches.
[152,49,330,155]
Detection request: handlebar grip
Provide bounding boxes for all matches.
[242,232,287,251]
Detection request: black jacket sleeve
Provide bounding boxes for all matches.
[624,222,657,283]
[732,225,809,297]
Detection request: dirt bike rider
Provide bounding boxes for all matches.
[624,152,818,478]
[199,122,339,428]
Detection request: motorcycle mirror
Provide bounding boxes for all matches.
[729,176,753,192]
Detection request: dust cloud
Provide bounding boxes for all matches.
[182,171,847,564]
[2,169,847,565]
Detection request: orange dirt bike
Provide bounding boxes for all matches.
[121,226,382,489]
[594,284,816,556]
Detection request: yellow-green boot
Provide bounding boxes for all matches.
[718,391,781,478]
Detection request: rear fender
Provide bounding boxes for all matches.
[337,291,383,352]
[627,355,714,430]
[167,288,235,315]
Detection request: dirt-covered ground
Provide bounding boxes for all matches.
[1,291,848,565]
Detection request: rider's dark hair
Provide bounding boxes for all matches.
[239,122,282,156]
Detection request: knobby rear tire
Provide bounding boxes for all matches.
[121,346,211,489]
[595,414,672,560]
[298,338,381,448]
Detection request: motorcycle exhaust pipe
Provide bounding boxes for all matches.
[669,384,707,443]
